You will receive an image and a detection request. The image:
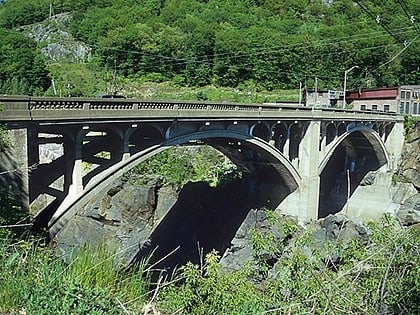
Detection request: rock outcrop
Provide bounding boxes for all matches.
[399,122,420,190]
[393,121,420,225]
[220,211,373,272]
[397,194,420,226]
[18,13,91,62]
[56,175,179,262]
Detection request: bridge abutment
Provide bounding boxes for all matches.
[384,121,405,171]
[0,127,30,215]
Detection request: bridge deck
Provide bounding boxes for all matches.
[1,96,403,124]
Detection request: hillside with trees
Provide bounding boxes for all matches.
[0,0,418,98]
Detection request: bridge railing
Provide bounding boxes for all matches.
[0,95,402,122]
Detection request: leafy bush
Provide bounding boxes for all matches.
[158,251,268,314]
[404,115,419,141]
[157,214,420,314]
[129,146,241,187]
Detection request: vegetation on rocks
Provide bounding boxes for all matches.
[0,214,419,314]
[126,146,241,187]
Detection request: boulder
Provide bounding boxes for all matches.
[55,175,179,263]
[315,213,372,244]
[397,194,420,226]
[360,171,376,186]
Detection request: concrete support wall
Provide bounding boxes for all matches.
[344,167,397,220]
[385,121,405,171]
[343,121,405,220]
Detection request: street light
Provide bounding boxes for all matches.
[343,65,358,108]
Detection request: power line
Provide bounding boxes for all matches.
[52,26,414,72]
[354,0,406,45]
[396,0,420,35]
[371,34,419,71]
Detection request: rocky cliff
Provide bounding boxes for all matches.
[399,121,420,190]
[55,174,179,262]
[395,121,420,225]
[18,13,91,62]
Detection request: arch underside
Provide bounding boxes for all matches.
[318,129,389,218]
[48,130,300,238]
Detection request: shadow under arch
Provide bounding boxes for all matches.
[48,130,301,270]
[130,131,301,272]
[318,128,389,218]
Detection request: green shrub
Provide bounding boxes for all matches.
[157,214,420,314]
[404,115,419,141]
[158,251,268,314]
[129,146,241,187]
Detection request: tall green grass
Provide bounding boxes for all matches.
[0,235,150,314]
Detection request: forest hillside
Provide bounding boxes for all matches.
[0,0,419,98]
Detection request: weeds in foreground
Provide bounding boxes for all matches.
[157,215,420,314]
[0,237,150,314]
[1,215,419,315]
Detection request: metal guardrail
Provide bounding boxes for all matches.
[0,95,403,122]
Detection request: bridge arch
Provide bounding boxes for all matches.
[49,129,301,237]
[318,127,389,218]
[271,122,288,153]
[250,122,271,142]
[129,125,164,154]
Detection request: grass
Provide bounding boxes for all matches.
[0,235,151,314]
[0,215,418,315]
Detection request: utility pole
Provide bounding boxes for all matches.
[343,66,358,108]
[314,77,318,106]
[298,81,302,106]
[49,2,54,19]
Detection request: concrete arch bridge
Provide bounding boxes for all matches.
[0,96,404,242]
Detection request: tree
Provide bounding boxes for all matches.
[0,30,50,94]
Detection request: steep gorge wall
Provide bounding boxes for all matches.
[399,121,420,190]
[394,121,420,225]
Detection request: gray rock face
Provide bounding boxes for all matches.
[400,122,420,190]
[19,13,91,62]
[41,42,91,62]
[391,182,418,205]
[315,213,372,244]
[397,194,420,226]
[220,209,261,270]
[56,175,179,262]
